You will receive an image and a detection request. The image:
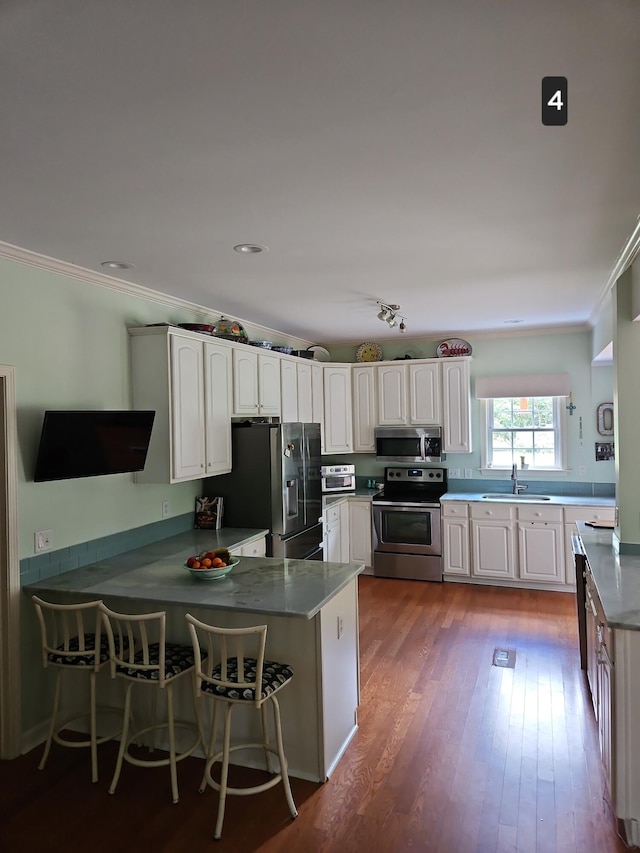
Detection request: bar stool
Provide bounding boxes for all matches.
[99,604,204,804]
[185,614,298,840]
[31,595,118,783]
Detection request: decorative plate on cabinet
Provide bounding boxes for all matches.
[356,342,383,363]
[436,338,472,357]
[307,345,331,362]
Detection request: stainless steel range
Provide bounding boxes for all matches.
[372,466,448,582]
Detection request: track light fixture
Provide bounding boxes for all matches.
[376,301,407,333]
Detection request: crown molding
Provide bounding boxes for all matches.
[0,241,313,348]
[590,215,640,327]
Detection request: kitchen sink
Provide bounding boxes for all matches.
[481,493,552,501]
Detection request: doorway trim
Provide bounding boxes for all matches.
[0,365,21,758]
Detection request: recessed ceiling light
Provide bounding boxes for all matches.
[233,244,267,254]
[101,261,134,270]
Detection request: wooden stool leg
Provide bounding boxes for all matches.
[270,695,298,819]
[39,669,63,771]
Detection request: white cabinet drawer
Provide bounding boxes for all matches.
[442,502,469,518]
[564,505,615,524]
[517,505,563,523]
[470,502,516,521]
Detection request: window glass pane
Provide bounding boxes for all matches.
[492,399,514,428]
[486,396,561,469]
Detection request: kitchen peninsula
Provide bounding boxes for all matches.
[576,522,640,847]
[24,529,365,783]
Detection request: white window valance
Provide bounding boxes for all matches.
[475,373,571,399]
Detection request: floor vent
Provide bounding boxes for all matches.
[492,648,516,668]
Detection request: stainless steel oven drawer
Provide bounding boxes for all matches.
[373,552,442,582]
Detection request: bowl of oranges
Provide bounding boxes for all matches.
[183,548,239,580]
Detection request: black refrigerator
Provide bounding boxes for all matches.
[209,422,323,559]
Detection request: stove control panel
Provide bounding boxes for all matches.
[384,467,446,482]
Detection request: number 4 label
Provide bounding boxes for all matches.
[542,77,567,126]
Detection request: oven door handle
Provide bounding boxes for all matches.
[373,501,441,509]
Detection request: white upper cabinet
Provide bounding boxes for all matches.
[170,335,207,479]
[377,361,443,427]
[408,362,441,424]
[311,362,325,447]
[232,348,281,417]
[297,360,314,423]
[232,347,259,415]
[323,365,353,453]
[280,358,299,422]
[203,340,233,476]
[377,363,408,425]
[441,357,472,453]
[257,352,281,416]
[352,366,376,452]
[129,327,232,483]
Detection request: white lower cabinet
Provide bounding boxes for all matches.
[564,506,616,585]
[442,503,470,577]
[239,537,267,558]
[517,505,565,585]
[349,499,372,569]
[470,504,517,581]
[445,500,614,590]
[324,504,342,563]
[340,500,350,563]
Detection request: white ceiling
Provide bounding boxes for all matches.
[1,1,639,344]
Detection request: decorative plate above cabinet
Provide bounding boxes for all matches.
[436,338,472,357]
[356,342,383,363]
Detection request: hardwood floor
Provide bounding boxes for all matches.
[0,578,631,852]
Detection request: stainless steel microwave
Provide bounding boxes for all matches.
[374,426,442,463]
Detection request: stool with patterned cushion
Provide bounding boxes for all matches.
[31,596,122,783]
[185,614,298,840]
[99,604,205,804]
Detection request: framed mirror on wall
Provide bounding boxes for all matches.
[597,402,614,436]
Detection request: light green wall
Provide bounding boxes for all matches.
[0,256,310,559]
[613,267,640,546]
[326,330,615,486]
[592,295,613,363]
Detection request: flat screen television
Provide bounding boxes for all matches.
[33,410,156,482]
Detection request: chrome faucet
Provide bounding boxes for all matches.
[511,463,528,494]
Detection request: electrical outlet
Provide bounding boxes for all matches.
[449,468,461,479]
[162,499,170,518]
[34,529,53,553]
[578,466,586,477]
[337,615,344,639]
[464,468,473,479]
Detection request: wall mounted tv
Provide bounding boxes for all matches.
[33,410,156,482]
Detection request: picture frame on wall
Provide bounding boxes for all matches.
[595,442,615,462]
